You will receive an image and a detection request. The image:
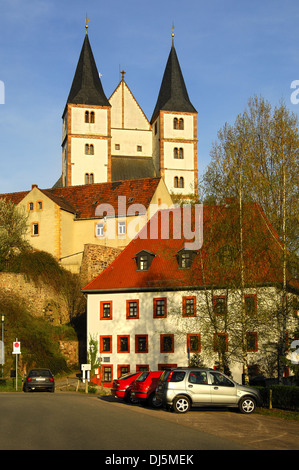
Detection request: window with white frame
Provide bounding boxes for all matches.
[118,221,126,236]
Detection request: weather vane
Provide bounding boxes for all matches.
[85,16,90,34]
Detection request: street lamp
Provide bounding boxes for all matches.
[1,314,4,378]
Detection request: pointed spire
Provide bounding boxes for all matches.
[85,16,90,35]
[150,35,197,123]
[67,33,110,107]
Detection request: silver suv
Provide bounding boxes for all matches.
[156,368,261,414]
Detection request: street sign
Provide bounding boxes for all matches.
[12,341,21,354]
[0,340,4,365]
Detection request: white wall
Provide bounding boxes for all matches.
[87,286,298,384]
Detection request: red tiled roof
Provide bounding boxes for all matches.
[0,178,162,220]
[83,202,299,293]
[0,190,30,205]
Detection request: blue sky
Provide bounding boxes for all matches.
[0,0,299,193]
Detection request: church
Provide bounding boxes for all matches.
[57,25,198,197]
[1,25,202,272]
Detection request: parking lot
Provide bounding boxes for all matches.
[54,375,299,451]
[102,395,299,451]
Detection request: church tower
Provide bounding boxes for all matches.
[61,24,111,187]
[151,31,198,197]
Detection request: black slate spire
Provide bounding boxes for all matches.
[67,34,110,107]
[151,42,196,123]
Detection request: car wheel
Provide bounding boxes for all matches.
[127,391,138,404]
[238,396,256,414]
[173,396,190,413]
[149,392,162,408]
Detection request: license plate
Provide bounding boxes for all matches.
[36,378,45,381]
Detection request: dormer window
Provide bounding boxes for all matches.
[177,249,196,269]
[135,250,155,271]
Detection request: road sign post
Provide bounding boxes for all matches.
[12,340,21,391]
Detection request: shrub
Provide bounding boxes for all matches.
[0,290,73,375]
[270,385,299,411]
[255,385,299,411]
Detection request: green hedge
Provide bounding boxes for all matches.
[256,385,299,411]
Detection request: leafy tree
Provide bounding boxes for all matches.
[87,335,101,378]
[0,198,30,269]
[201,95,299,382]
[201,95,298,255]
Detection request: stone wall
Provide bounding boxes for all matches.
[59,340,79,366]
[0,272,69,324]
[80,244,122,285]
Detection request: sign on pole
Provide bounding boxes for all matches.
[12,339,21,391]
[0,340,4,365]
[13,341,21,354]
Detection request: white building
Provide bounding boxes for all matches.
[83,202,299,386]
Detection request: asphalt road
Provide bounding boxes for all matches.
[0,392,298,453]
[0,392,251,451]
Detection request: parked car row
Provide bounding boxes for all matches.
[111,370,163,407]
[111,367,262,414]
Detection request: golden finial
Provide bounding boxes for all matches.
[172,23,175,45]
[85,16,90,34]
[121,70,126,82]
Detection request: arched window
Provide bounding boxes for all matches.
[179,177,184,188]
[174,148,184,159]
[85,110,95,123]
[174,176,179,188]
[85,173,94,184]
[174,117,184,130]
[85,144,94,155]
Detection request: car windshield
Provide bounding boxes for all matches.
[136,372,149,382]
[29,369,52,377]
[119,373,136,380]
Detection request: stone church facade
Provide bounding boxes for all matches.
[59,30,198,198]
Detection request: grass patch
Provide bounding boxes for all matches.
[256,407,299,421]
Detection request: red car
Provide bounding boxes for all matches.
[131,371,163,407]
[111,372,141,403]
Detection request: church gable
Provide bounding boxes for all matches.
[109,78,150,131]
